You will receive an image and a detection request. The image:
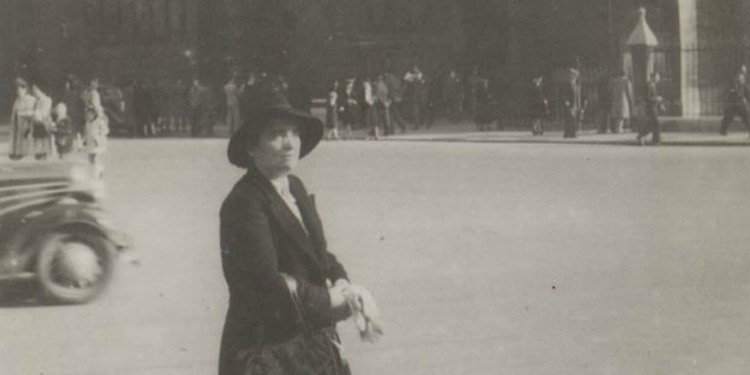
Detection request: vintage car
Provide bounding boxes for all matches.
[0,161,130,304]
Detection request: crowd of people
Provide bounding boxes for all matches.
[530,63,750,144]
[13,62,749,159]
[528,64,663,143]
[322,65,496,140]
[10,75,108,176]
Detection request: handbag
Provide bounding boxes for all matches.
[238,275,350,375]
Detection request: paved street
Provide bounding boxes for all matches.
[2,138,750,374]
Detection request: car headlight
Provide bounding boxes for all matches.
[70,166,89,184]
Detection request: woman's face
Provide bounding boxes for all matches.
[16,85,27,97]
[250,117,301,178]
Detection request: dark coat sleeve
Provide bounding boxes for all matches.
[220,189,340,327]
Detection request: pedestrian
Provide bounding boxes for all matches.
[9,77,36,160]
[475,78,494,131]
[133,80,156,137]
[443,69,463,123]
[325,81,340,140]
[189,77,213,137]
[384,71,406,133]
[152,81,169,135]
[122,79,137,136]
[224,73,242,135]
[637,72,664,145]
[338,78,358,140]
[101,82,126,136]
[719,72,750,136]
[167,78,188,135]
[596,72,612,134]
[81,78,109,178]
[219,92,381,375]
[62,75,85,144]
[361,77,377,139]
[404,65,427,129]
[563,67,584,139]
[373,74,392,136]
[240,72,262,121]
[528,75,548,136]
[30,84,54,160]
[288,69,314,115]
[53,102,75,158]
[610,69,633,134]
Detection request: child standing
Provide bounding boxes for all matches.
[82,78,109,178]
[53,102,75,158]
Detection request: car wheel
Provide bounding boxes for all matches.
[36,231,115,304]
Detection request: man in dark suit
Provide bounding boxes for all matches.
[719,72,750,136]
[563,67,584,139]
[338,78,359,138]
[637,72,664,145]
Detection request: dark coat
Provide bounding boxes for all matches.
[726,81,750,108]
[527,84,547,119]
[337,84,359,125]
[218,168,349,375]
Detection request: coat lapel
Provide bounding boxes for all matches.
[244,170,325,271]
[294,194,326,256]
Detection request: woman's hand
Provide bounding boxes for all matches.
[328,279,361,320]
[328,283,348,309]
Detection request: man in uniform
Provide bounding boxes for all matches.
[443,69,463,123]
[719,72,750,136]
[637,72,663,145]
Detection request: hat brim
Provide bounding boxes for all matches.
[227,106,324,168]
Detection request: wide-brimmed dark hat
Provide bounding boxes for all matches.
[227,92,323,168]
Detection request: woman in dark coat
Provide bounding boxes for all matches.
[219,93,377,375]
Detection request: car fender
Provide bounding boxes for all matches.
[6,203,112,273]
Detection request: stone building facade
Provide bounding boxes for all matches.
[0,0,202,116]
[2,0,749,119]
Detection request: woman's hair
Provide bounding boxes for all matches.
[15,77,29,89]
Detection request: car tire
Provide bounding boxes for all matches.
[36,231,115,304]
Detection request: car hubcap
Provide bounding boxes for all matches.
[52,242,102,288]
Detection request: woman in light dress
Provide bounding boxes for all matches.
[9,78,36,160]
[30,84,54,160]
[81,78,109,177]
[610,70,634,134]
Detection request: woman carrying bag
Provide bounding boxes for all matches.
[219,92,381,375]
[9,78,36,160]
[30,84,54,160]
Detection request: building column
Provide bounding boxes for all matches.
[678,0,700,116]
